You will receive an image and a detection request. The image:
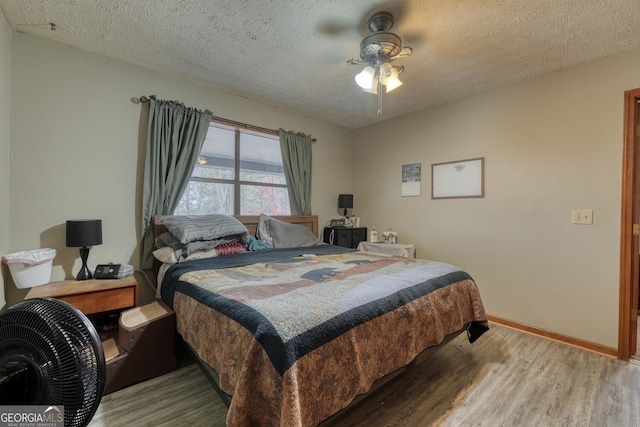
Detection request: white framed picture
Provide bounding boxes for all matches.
[432,157,484,199]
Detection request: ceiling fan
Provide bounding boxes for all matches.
[347,11,413,117]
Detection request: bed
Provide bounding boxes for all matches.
[153,214,488,426]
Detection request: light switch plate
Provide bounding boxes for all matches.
[572,209,593,225]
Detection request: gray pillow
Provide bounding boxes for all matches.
[155,231,182,250]
[260,216,320,248]
[256,214,274,245]
[161,214,249,244]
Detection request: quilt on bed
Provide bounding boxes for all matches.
[161,245,488,426]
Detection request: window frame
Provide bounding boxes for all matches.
[184,118,290,215]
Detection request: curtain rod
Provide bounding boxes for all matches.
[132,95,316,142]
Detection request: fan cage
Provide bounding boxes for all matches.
[0,298,106,427]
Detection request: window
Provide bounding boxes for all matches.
[175,121,291,215]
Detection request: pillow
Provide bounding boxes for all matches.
[256,214,273,245]
[184,247,219,262]
[155,232,183,250]
[152,247,179,265]
[260,216,320,248]
[161,214,249,244]
[153,242,226,264]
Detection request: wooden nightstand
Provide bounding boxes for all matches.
[24,276,138,315]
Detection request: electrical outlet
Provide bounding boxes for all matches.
[572,209,593,225]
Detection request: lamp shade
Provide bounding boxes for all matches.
[379,62,403,93]
[379,62,397,84]
[361,75,379,94]
[66,220,103,248]
[338,194,354,209]
[355,66,376,89]
[384,76,403,92]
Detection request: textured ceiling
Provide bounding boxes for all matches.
[2,0,640,129]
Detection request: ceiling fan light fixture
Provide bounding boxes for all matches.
[355,66,376,89]
[347,11,412,117]
[384,76,403,92]
[362,75,379,94]
[378,62,397,85]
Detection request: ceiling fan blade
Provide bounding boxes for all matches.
[402,31,427,48]
[317,19,354,36]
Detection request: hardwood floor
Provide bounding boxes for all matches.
[89,323,640,426]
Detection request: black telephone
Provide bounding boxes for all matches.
[94,264,121,279]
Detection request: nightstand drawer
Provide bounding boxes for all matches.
[335,228,353,247]
[352,228,367,248]
[61,287,136,315]
[25,277,138,315]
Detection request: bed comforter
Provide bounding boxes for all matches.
[160,244,488,426]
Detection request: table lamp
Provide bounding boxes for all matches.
[66,219,102,281]
[338,194,353,217]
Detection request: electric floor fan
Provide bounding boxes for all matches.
[0,298,106,427]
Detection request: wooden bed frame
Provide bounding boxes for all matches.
[153,214,467,425]
[153,214,319,240]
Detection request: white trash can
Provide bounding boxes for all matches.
[3,248,57,288]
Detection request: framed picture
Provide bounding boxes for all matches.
[431,157,484,199]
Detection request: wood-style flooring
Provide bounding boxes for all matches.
[89,323,640,426]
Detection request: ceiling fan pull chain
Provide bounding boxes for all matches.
[377,80,383,117]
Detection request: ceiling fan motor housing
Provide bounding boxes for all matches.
[368,11,395,32]
[359,32,402,64]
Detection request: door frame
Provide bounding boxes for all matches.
[618,88,640,360]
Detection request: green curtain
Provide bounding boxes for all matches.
[140,96,213,269]
[278,128,313,215]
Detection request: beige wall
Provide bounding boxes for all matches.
[352,48,640,348]
[0,10,10,309]
[5,32,352,307]
[6,27,638,349]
